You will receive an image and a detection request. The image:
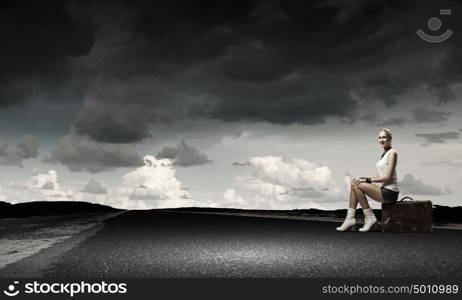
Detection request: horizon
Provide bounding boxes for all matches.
[2,199,461,211]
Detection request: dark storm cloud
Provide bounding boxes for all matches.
[369,107,451,127]
[43,133,143,173]
[415,131,460,145]
[412,108,451,124]
[427,82,456,103]
[0,0,95,108]
[205,75,355,124]
[156,140,212,167]
[5,0,461,145]
[399,174,452,196]
[68,0,412,142]
[377,117,407,127]
[81,178,107,194]
[0,135,39,167]
[72,76,155,143]
[367,106,451,127]
[68,0,462,144]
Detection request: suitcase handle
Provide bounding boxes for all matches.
[399,196,414,202]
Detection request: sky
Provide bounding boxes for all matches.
[1,0,461,210]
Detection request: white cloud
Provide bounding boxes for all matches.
[0,169,75,204]
[248,157,339,194]
[102,155,195,209]
[27,169,75,201]
[28,169,59,190]
[1,156,196,210]
[223,188,246,207]
[222,156,342,209]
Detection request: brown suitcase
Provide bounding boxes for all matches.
[382,197,433,232]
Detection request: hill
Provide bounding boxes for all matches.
[0,201,122,218]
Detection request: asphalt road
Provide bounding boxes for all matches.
[4,210,462,278]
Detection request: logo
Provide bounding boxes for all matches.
[3,281,20,297]
[417,9,453,43]
[2,281,128,297]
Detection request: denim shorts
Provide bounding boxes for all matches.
[381,187,399,204]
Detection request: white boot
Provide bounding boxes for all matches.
[336,208,356,231]
[359,208,377,232]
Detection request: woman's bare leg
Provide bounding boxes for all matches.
[351,183,371,209]
[348,188,357,209]
[356,183,384,203]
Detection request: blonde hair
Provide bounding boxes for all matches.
[379,128,392,142]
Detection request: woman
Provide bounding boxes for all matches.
[336,128,400,232]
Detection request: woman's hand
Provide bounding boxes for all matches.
[352,177,366,186]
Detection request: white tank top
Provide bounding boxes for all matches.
[376,148,399,192]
